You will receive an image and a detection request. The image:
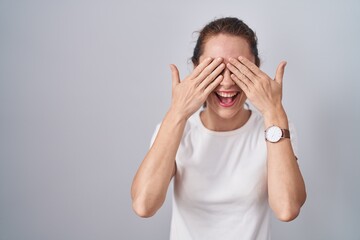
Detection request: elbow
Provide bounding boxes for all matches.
[274,191,307,222]
[275,197,306,222]
[273,199,305,222]
[132,199,157,218]
[276,206,301,222]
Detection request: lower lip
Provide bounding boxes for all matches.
[216,93,239,108]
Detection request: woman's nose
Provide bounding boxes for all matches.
[220,68,235,87]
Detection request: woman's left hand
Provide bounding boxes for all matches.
[227,56,287,118]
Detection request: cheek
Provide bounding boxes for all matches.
[239,92,248,104]
[197,57,205,66]
[207,93,218,105]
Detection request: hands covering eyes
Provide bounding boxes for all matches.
[169,57,225,120]
[227,56,287,117]
[169,56,287,120]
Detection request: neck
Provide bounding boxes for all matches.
[200,106,251,132]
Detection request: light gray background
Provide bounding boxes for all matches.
[1,0,359,239]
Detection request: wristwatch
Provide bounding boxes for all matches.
[265,125,290,143]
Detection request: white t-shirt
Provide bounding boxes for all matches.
[151,109,298,240]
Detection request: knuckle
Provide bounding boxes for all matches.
[249,65,257,71]
[241,75,248,82]
[208,70,216,78]
[197,72,206,81]
[228,64,236,71]
[253,80,261,87]
[202,76,210,85]
[204,67,213,76]
[243,69,250,76]
[258,73,266,79]
[193,70,200,76]
[232,62,240,69]
[239,66,246,74]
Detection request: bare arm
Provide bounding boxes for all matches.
[131,109,186,217]
[131,58,225,217]
[228,57,306,221]
[264,107,306,222]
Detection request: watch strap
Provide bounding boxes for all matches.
[282,129,290,139]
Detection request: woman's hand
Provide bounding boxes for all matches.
[227,57,306,222]
[227,56,287,118]
[170,57,225,120]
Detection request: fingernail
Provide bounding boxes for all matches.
[238,56,244,61]
[216,57,223,61]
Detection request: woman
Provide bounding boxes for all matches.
[131,17,306,239]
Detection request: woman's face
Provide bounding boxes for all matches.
[198,34,255,120]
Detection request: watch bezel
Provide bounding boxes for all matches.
[265,125,283,143]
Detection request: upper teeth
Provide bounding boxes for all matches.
[217,92,237,97]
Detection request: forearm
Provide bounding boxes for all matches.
[264,107,307,222]
[131,108,187,217]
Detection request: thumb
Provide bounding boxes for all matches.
[170,64,180,90]
[274,61,287,85]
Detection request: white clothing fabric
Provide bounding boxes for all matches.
[150,109,298,240]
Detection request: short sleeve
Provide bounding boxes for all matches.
[289,121,299,158]
[149,123,161,148]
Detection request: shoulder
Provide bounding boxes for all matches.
[150,110,202,147]
[181,109,203,139]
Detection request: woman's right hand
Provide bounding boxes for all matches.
[169,57,225,120]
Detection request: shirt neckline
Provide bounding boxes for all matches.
[194,109,255,136]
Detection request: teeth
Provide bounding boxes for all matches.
[216,92,238,98]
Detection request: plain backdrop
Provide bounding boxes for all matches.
[1,0,360,239]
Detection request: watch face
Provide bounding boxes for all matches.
[265,126,282,143]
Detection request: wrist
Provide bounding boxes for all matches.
[167,106,189,124]
[263,106,289,129]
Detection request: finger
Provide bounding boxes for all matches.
[228,58,257,82]
[194,57,223,84]
[189,57,213,79]
[227,62,254,88]
[230,73,250,96]
[203,74,223,96]
[275,61,287,85]
[198,63,225,89]
[170,64,180,91]
[227,62,254,85]
[238,56,267,79]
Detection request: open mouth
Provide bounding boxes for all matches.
[215,91,240,107]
